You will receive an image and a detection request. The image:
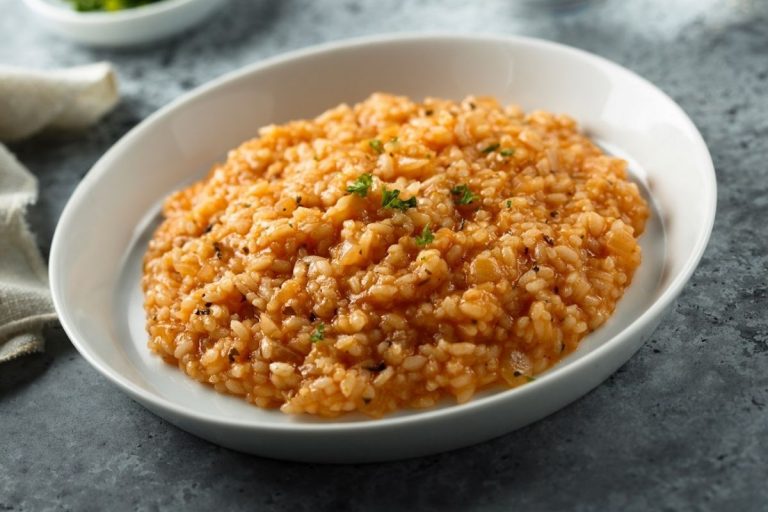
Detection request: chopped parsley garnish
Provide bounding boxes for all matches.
[506,200,512,208]
[381,187,417,211]
[346,173,373,197]
[526,375,536,382]
[414,224,434,247]
[369,139,384,154]
[310,323,325,343]
[481,143,500,154]
[67,0,161,11]
[450,184,476,205]
[500,148,515,157]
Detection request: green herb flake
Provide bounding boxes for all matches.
[414,224,434,247]
[450,184,476,206]
[310,323,325,343]
[381,187,417,211]
[506,200,512,208]
[68,0,162,12]
[481,143,500,154]
[526,375,536,382]
[369,139,384,154]
[500,148,515,157]
[346,173,374,197]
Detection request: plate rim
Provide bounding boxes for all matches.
[49,32,717,433]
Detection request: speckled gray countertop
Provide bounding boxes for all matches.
[1,0,766,510]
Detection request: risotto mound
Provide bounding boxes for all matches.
[143,93,649,417]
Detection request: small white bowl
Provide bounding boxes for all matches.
[50,34,716,462]
[23,0,225,47]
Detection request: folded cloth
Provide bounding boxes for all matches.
[0,62,119,362]
[0,146,57,362]
[0,62,118,141]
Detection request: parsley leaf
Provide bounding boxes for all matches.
[481,143,500,154]
[381,187,417,211]
[68,0,161,11]
[414,224,434,247]
[369,139,384,154]
[310,323,325,343]
[450,184,476,205]
[346,173,373,197]
[500,148,515,157]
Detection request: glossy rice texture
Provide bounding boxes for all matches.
[142,93,649,417]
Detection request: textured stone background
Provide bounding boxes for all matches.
[1,0,766,510]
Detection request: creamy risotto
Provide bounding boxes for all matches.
[142,93,648,417]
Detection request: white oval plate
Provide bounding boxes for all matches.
[23,0,224,47]
[50,34,716,463]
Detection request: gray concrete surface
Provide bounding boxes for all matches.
[1,0,767,510]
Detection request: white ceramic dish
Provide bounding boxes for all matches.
[49,34,716,463]
[23,0,224,47]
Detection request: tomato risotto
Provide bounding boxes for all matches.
[142,93,648,417]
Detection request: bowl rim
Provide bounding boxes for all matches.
[23,0,206,23]
[49,32,717,433]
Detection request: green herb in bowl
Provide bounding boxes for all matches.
[67,0,164,12]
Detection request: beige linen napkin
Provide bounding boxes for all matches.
[0,62,118,141]
[0,62,118,362]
